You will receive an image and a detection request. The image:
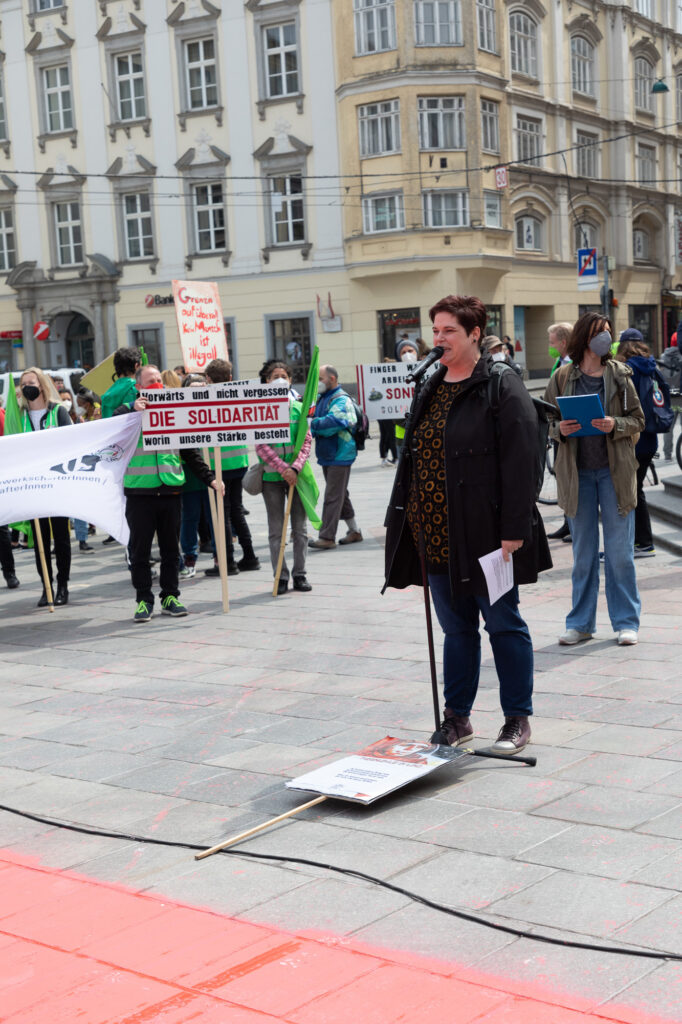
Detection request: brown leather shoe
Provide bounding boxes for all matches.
[308,538,336,549]
[338,530,363,545]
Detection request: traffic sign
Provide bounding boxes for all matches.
[577,247,598,279]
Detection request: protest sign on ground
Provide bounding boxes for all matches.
[356,362,438,420]
[141,382,290,450]
[172,280,230,372]
[286,736,466,804]
[0,414,142,544]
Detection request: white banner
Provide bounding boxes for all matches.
[141,382,290,450]
[356,362,438,421]
[0,414,142,545]
[287,736,465,804]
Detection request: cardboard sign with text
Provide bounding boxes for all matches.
[141,382,290,450]
[356,361,438,420]
[172,280,229,372]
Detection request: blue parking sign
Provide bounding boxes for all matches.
[577,247,598,279]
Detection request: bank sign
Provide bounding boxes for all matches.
[140,382,290,450]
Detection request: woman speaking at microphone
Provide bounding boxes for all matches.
[18,367,73,606]
[384,295,551,753]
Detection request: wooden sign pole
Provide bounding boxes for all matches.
[212,449,229,614]
[272,482,295,597]
[195,795,327,860]
[33,519,54,613]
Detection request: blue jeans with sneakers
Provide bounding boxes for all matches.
[428,573,534,719]
[566,468,641,634]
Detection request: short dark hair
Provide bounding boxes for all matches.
[78,389,99,405]
[113,347,141,378]
[204,358,233,383]
[567,312,612,366]
[428,294,487,338]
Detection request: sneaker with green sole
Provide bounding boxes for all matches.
[161,595,188,617]
[133,600,152,623]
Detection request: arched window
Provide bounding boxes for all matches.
[571,36,594,97]
[634,57,654,113]
[633,226,650,261]
[515,214,543,251]
[575,221,598,251]
[510,12,537,77]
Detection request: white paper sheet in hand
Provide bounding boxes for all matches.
[478,547,514,605]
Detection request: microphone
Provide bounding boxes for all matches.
[405,346,444,383]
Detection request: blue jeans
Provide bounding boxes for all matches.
[428,573,534,718]
[73,519,88,542]
[566,468,641,633]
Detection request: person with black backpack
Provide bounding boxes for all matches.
[617,330,674,557]
[308,365,363,549]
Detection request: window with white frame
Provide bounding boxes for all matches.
[354,0,396,55]
[37,0,63,9]
[633,227,650,260]
[422,189,469,227]
[634,57,654,113]
[270,175,305,244]
[414,1,462,45]
[263,22,299,98]
[115,52,146,122]
[477,0,496,52]
[185,38,218,110]
[515,214,543,251]
[677,74,682,124]
[358,100,400,157]
[193,182,226,251]
[43,65,73,132]
[0,72,7,142]
[484,191,502,228]
[576,130,599,177]
[515,115,542,165]
[362,193,405,233]
[0,207,15,271]
[123,192,153,260]
[575,221,597,251]
[636,143,656,185]
[571,36,594,97]
[509,12,538,77]
[481,99,500,153]
[54,201,82,266]
[418,96,465,149]
[634,0,652,16]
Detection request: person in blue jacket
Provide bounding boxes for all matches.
[308,364,363,549]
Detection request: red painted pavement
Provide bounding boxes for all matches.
[0,849,677,1024]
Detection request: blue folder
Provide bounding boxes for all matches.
[556,394,606,437]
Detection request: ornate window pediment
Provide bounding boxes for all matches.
[565,13,602,45]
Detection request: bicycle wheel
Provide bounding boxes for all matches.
[538,445,558,505]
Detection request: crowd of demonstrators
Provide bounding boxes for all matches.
[308,364,363,550]
[18,367,73,606]
[385,295,551,754]
[544,313,645,647]
[116,363,224,623]
[255,360,313,594]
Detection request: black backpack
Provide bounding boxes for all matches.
[639,370,674,434]
[487,362,554,503]
[349,398,369,451]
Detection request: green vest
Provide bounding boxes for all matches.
[22,405,59,432]
[208,445,248,475]
[124,435,185,490]
[258,401,301,482]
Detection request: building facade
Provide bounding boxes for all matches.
[0,0,681,382]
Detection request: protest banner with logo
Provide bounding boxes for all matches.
[140,381,290,451]
[172,280,230,372]
[356,361,438,420]
[0,414,142,545]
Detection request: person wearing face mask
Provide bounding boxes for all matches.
[17,367,73,606]
[115,364,224,622]
[480,335,523,376]
[255,361,314,593]
[309,365,362,549]
[544,313,645,647]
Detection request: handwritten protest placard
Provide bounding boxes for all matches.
[141,382,290,450]
[172,280,229,372]
[356,361,438,420]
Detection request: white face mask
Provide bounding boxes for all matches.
[271,378,289,387]
[62,398,73,409]
[491,352,506,362]
[401,351,417,363]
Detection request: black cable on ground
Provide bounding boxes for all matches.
[0,802,678,963]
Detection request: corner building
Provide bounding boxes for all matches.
[0,0,681,382]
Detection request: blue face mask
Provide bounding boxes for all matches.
[589,330,612,357]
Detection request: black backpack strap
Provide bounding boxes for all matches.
[487,360,511,418]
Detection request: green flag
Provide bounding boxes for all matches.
[3,375,23,436]
[293,346,319,455]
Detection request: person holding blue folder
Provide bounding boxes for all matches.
[544,313,645,646]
